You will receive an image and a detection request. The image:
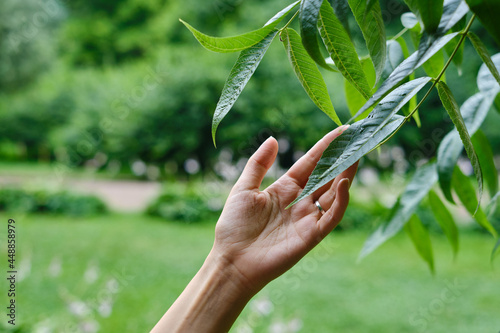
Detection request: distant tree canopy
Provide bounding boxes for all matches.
[0,0,498,178]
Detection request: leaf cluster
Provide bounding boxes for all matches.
[182,0,500,268]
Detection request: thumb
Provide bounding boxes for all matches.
[235,137,279,191]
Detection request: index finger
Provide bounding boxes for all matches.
[285,125,349,188]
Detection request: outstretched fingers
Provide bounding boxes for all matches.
[234,137,279,191]
[285,125,349,188]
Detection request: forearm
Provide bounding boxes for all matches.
[151,250,256,333]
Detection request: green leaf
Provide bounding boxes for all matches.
[428,190,459,257]
[401,12,421,31]
[452,166,498,237]
[396,37,422,126]
[281,28,341,125]
[492,238,500,262]
[180,1,299,53]
[487,191,500,217]
[437,92,497,202]
[436,0,470,35]
[289,77,431,207]
[360,163,438,258]
[318,0,372,99]
[382,40,405,83]
[405,214,435,273]
[472,130,498,198]
[289,116,405,209]
[211,31,278,146]
[465,0,500,46]
[471,47,500,92]
[348,0,386,85]
[344,58,376,117]
[404,0,443,34]
[444,33,464,75]
[300,0,335,71]
[349,32,459,121]
[422,50,445,79]
[330,0,352,38]
[437,81,483,209]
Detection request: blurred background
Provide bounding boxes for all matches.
[0,0,499,332]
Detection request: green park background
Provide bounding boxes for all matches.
[0,0,499,332]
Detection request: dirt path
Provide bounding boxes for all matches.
[0,175,161,212]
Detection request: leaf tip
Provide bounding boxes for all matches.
[212,129,218,148]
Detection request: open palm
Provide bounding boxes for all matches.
[212,125,358,292]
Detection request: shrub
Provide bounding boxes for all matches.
[0,188,106,217]
[146,182,225,223]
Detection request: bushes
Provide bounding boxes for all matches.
[146,181,227,223]
[0,188,106,217]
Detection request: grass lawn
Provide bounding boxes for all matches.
[0,212,499,332]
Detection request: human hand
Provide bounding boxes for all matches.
[210,125,358,294]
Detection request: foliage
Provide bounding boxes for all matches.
[0,188,107,216]
[183,0,500,270]
[146,182,224,223]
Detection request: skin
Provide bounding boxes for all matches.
[151,125,358,333]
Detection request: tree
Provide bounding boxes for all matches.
[181,0,500,269]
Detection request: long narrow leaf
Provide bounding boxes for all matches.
[487,191,500,217]
[465,0,500,46]
[288,115,405,209]
[477,53,500,93]
[331,0,352,36]
[437,81,483,209]
[360,163,438,258]
[289,77,431,207]
[436,0,470,35]
[405,214,435,273]
[318,0,372,99]
[212,30,278,145]
[422,50,445,79]
[344,58,376,117]
[472,130,498,198]
[468,32,500,88]
[492,238,500,262]
[349,0,468,121]
[180,1,299,53]
[300,0,335,71]
[349,32,458,121]
[444,33,464,75]
[281,28,341,125]
[396,37,421,126]
[404,0,443,33]
[428,190,459,257]
[452,166,498,237]
[382,40,405,82]
[437,91,498,202]
[348,0,386,85]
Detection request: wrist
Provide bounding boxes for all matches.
[205,248,260,299]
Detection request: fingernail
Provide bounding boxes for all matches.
[342,177,351,188]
